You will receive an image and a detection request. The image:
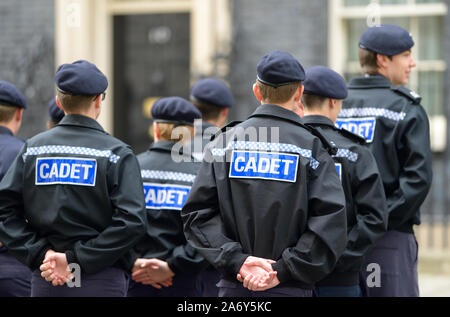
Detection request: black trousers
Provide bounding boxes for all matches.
[0,252,31,297]
[360,230,419,297]
[31,267,129,297]
[127,273,200,297]
[217,279,313,297]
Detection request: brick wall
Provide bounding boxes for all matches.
[0,0,55,139]
[228,0,329,121]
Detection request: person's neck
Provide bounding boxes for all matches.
[66,110,97,120]
[205,119,220,128]
[262,101,296,112]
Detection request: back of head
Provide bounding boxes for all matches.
[47,98,65,127]
[190,78,234,121]
[55,60,108,113]
[0,80,26,124]
[303,66,348,109]
[151,96,201,143]
[255,50,305,104]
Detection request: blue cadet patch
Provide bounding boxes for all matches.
[36,157,97,186]
[336,117,377,143]
[229,151,299,183]
[335,163,342,181]
[143,183,191,210]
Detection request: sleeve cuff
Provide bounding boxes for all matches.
[272,259,292,283]
[166,257,181,275]
[65,250,78,267]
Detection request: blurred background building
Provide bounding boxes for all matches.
[1,0,449,283]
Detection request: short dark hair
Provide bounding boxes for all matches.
[302,93,328,110]
[0,104,18,123]
[358,48,393,75]
[191,100,223,121]
[256,79,301,104]
[56,91,95,113]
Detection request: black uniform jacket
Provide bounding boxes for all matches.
[0,126,24,181]
[182,104,348,289]
[0,115,146,273]
[132,141,207,274]
[0,126,25,253]
[304,115,388,286]
[338,75,433,233]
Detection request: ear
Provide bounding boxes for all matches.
[253,83,263,101]
[220,108,229,118]
[94,94,102,110]
[294,84,305,102]
[376,54,389,69]
[15,108,24,122]
[153,122,161,140]
[329,98,336,109]
[55,96,64,110]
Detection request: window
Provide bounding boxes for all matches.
[329,0,448,151]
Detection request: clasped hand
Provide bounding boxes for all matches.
[237,256,280,291]
[39,250,74,286]
[131,258,174,289]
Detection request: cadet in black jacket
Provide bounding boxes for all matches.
[336,25,433,297]
[0,60,146,297]
[189,78,234,162]
[127,97,208,297]
[0,80,32,297]
[182,51,348,297]
[189,78,235,296]
[302,66,388,297]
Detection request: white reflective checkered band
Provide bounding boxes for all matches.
[141,170,196,183]
[23,145,120,163]
[333,148,358,162]
[210,141,320,170]
[339,108,406,121]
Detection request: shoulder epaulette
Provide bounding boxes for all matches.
[210,121,242,141]
[304,125,338,156]
[338,127,367,145]
[391,86,422,104]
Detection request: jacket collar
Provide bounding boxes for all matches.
[302,115,335,128]
[196,121,218,137]
[0,126,13,136]
[348,74,392,89]
[249,104,304,125]
[148,140,194,159]
[57,114,106,133]
[148,140,176,152]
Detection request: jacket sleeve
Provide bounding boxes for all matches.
[66,149,147,274]
[166,243,210,275]
[271,145,348,285]
[0,144,52,269]
[335,147,388,272]
[181,149,250,280]
[387,105,433,230]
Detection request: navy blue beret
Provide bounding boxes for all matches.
[151,97,202,126]
[48,98,65,123]
[0,80,26,109]
[304,66,348,100]
[257,50,305,87]
[55,60,108,96]
[359,24,414,56]
[190,78,234,108]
